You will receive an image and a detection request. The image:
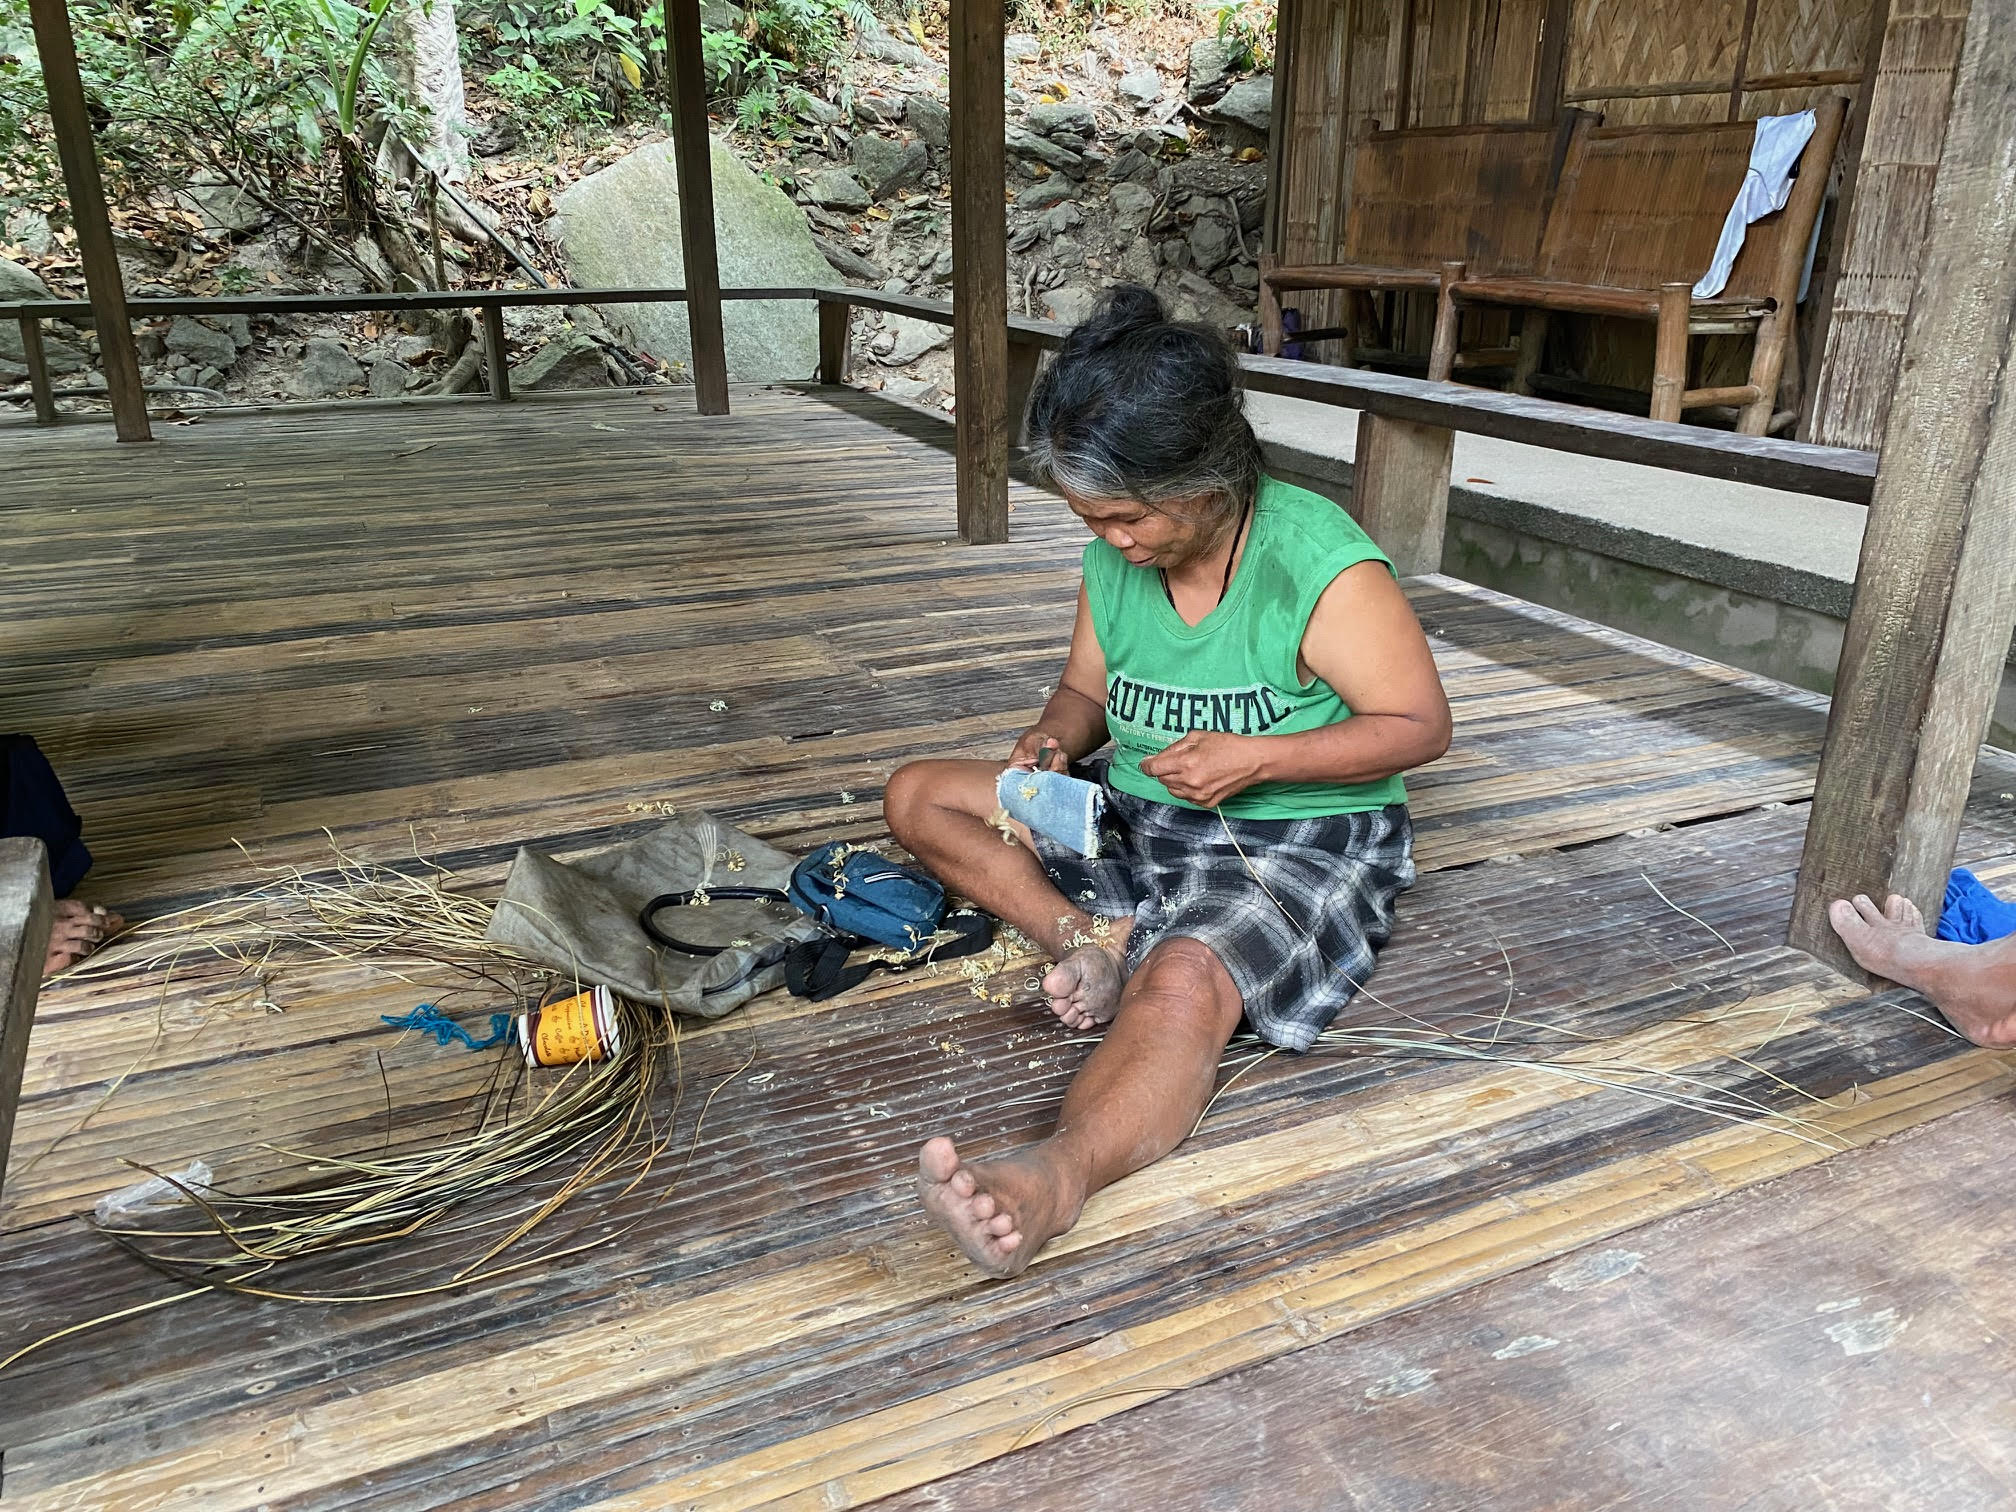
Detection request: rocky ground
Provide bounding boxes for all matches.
[1,13,1272,419]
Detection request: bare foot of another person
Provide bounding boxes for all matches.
[1828,892,2016,1049]
[43,899,124,980]
[916,1135,1085,1278]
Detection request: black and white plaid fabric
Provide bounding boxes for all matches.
[1031,759,1415,1051]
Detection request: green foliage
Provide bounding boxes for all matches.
[0,0,418,198]
[484,54,608,138]
[1201,0,1273,72]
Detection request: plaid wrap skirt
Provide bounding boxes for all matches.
[1031,759,1415,1051]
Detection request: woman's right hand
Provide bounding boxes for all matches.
[1009,730,1065,772]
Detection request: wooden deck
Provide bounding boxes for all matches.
[2,387,2012,1510]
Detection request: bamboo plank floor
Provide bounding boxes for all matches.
[1,387,2012,1508]
[885,1098,2016,1511]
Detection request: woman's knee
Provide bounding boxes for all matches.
[882,760,937,845]
[1126,938,1242,1035]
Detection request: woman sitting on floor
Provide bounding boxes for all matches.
[883,286,1452,1278]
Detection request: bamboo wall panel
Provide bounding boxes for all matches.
[3,392,2014,1506]
[1809,0,1970,450]
[1481,0,1547,120]
[1747,0,1877,78]
[1565,0,1743,104]
[1411,0,1481,126]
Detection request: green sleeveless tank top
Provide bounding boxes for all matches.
[1083,474,1408,819]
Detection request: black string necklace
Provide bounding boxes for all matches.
[1161,498,1253,614]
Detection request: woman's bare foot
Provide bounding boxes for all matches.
[43,899,124,979]
[1828,893,2016,1049]
[916,1135,1086,1278]
[1041,940,1129,1030]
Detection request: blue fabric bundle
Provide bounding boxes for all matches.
[1937,868,2016,945]
[997,767,1105,858]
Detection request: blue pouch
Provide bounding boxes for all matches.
[786,842,947,952]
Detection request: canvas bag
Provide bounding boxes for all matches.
[485,812,824,1018]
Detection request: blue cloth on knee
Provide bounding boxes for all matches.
[2,734,91,897]
[997,767,1105,858]
[1937,868,2016,945]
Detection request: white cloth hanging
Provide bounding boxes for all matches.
[1691,110,1818,300]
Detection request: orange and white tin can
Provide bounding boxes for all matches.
[517,985,621,1068]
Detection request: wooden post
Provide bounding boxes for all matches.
[1426,259,1465,381]
[1796,0,1893,440]
[950,0,1009,544]
[1257,252,1286,357]
[19,315,58,424]
[1511,309,1550,395]
[1004,336,1044,448]
[1789,10,2016,977]
[1650,282,1691,423]
[818,299,851,384]
[1529,0,1572,123]
[0,838,55,1200]
[27,0,150,443]
[666,0,729,416]
[1738,94,1848,436]
[1352,412,1453,576]
[481,304,511,401]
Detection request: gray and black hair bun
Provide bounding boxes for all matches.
[1024,284,1263,524]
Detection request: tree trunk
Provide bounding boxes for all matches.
[384,0,471,184]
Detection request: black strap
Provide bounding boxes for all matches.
[784,909,995,1002]
[639,887,791,955]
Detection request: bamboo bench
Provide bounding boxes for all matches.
[1257,118,1587,367]
[1428,97,1849,436]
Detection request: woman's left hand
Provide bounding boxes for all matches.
[1139,731,1265,808]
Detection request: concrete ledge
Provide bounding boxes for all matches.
[1248,392,2016,747]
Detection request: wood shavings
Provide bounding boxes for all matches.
[841,791,858,804]
[625,800,678,816]
[717,848,747,872]
[985,807,1020,846]
[708,698,729,712]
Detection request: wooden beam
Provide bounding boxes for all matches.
[1005,336,1044,448]
[949,0,1009,544]
[1727,0,1762,120]
[666,0,729,416]
[1789,9,2016,975]
[481,304,511,400]
[27,0,150,442]
[1529,0,1572,122]
[1351,411,1452,576]
[1797,0,1894,441]
[0,838,54,1200]
[1260,0,1300,256]
[19,314,57,424]
[818,299,851,384]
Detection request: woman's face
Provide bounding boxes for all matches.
[1062,489,1220,569]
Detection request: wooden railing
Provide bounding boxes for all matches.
[3,281,1877,568]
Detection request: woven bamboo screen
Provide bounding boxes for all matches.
[1345,126,1562,274]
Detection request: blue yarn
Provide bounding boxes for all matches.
[381,1004,514,1051]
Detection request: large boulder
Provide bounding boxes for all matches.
[553,137,834,384]
[0,256,50,303]
[1187,37,1238,103]
[512,333,613,390]
[1117,65,1163,109]
[292,338,366,397]
[907,94,950,150]
[1208,76,1273,133]
[165,316,239,372]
